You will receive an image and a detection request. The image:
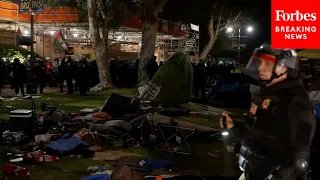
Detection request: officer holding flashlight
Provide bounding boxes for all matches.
[220,43,316,180]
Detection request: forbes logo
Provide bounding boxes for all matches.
[275,10,317,21]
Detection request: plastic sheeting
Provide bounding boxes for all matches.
[47,135,88,153]
[151,52,194,106]
[81,174,110,180]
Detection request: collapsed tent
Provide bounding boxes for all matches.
[151,52,194,106]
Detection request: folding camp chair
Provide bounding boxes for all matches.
[130,113,196,157]
[154,123,196,158]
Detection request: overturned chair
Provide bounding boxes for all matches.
[131,113,196,158]
[154,122,196,158]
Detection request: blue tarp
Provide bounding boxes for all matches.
[141,158,174,170]
[47,135,88,153]
[314,103,320,120]
[81,174,110,180]
[215,74,249,93]
[216,82,242,92]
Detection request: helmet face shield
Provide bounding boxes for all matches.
[244,52,276,81]
[242,43,299,84]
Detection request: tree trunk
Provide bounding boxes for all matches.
[94,42,111,87]
[87,0,111,88]
[199,1,220,60]
[199,15,216,60]
[137,22,158,86]
[137,0,171,86]
[98,20,112,87]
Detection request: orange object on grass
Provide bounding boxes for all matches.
[92,112,112,120]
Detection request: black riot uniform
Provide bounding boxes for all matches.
[11,58,26,96]
[226,44,316,180]
[34,58,46,94]
[194,60,207,98]
[58,58,67,92]
[65,57,75,94]
[77,57,90,96]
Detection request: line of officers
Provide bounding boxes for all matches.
[192,60,236,98]
[3,56,98,96]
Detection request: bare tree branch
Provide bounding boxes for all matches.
[214,3,225,36]
[87,0,101,44]
[199,0,220,60]
[96,0,107,20]
[199,0,242,60]
[142,0,171,24]
[96,0,109,46]
[213,0,219,9]
[154,0,172,15]
[218,11,241,32]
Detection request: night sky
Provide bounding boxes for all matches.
[163,0,271,54]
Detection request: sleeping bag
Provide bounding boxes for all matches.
[47,135,90,156]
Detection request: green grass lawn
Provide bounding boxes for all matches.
[0,88,245,179]
[0,88,136,121]
[0,88,139,180]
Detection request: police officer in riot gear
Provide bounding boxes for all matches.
[220,43,316,180]
[66,56,75,94]
[58,58,67,92]
[11,58,26,96]
[34,58,46,94]
[77,56,90,96]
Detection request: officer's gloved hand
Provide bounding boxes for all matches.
[219,112,234,129]
[226,144,235,153]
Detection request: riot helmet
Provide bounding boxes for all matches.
[243,42,299,85]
